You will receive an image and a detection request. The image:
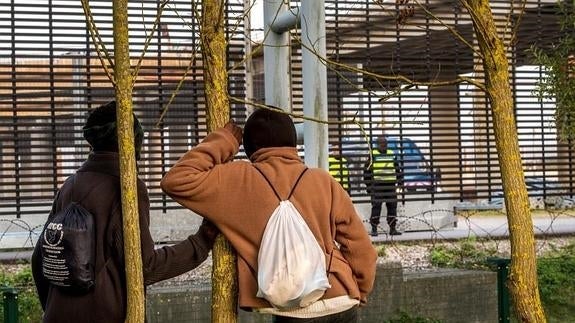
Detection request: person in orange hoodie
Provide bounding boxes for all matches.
[161,107,377,322]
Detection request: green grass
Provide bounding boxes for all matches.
[537,244,575,322]
[384,311,442,323]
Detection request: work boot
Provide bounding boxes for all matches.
[389,228,402,236]
[370,226,378,237]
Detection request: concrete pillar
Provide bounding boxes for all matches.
[0,135,15,199]
[25,123,55,197]
[471,49,497,199]
[72,55,87,165]
[557,144,575,195]
[301,0,328,170]
[142,130,165,197]
[429,84,460,196]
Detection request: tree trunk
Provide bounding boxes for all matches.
[201,1,239,322]
[464,1,546,322]
[112,0,146,322]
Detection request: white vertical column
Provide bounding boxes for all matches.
[263,0,292,110]
[301,0,327,169]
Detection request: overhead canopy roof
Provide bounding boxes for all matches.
[322,0,566,84]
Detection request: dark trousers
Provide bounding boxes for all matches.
[272,306,358,323]
[369,181,398,228]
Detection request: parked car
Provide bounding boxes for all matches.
[383,137,440,192]
[328,136,440,193]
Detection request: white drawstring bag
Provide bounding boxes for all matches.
[255,168,331,309]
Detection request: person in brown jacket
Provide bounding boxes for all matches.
[161,108,377,322]
[31,101,218,323]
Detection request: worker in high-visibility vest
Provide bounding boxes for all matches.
[364,136,402,236]
[329,144,350,193]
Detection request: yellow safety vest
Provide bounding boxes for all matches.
[371,149,396,182]
[329,156,349,190]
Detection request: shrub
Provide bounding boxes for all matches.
[376,244,386,257]
[530,2,575,143]
[429,238,497,270]
[0,265,42,323]
[429,239,575,322]
[537,243,575,322]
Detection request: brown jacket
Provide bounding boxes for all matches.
[161,128,377,310]
[32,152,215,323]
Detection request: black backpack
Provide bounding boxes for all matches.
[40,176,96,294]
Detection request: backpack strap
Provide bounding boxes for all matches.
[253,166,308,201]
[252,166,335,281]
[287,168,308,200]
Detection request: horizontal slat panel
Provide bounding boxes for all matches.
[1,0,573,219]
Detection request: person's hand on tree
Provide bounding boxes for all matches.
[198,218,220,245]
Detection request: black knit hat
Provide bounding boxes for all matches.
[243,107,297,159]
[82,101,144,159]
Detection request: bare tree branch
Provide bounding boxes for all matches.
[228,96,422,126]
[155,52,199,128]
[508,0,528,46]
[80,0,115,85]
[411,0,484,60]
[153,1,204,126]
[132,0,170,87]
[294,35,487,92]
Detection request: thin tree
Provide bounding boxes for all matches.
[200,0,239,322]
[463,0,545,321]
[112,0,146,321]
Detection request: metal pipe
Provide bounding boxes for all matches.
[270,7,300,34]
[263,0,291,110]
[244,0,255,116]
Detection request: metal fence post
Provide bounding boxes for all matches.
[487,257,511,323]
[2,286,19,323]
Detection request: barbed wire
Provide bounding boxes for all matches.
[365,206,575,271]
[2,206,573,267]
[0,218,42,250]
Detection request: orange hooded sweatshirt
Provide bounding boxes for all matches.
[161,127,377,310]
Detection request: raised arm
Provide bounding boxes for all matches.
[160,124,241,217]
